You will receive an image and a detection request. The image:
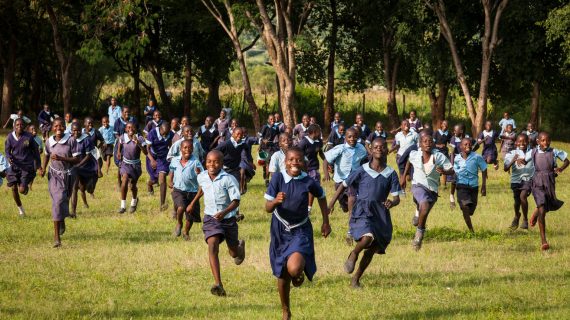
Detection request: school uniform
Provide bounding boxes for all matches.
[269,150,287,174]
[366,131,388,145]
[215,138,250,182]
[99,125,115,157]
[434,129,451,157]
[408,118,422,132]
[264,171,325,280]
[258,123,279,154]
[108,105,122,128]
[113,117,136,166]
[298,136,323,183]
[198,170,241,246]
[409,150,452,206]
[170,155,204,222]
[523,130,538,149]
[145,127,173,183]
[0,152,10,187]
[342,164,402,253]
[143,105,157,124]
[353,124,371,141]
[8,114,32,127]
[394,130,419,174]
[196,125,219,153]
[453,152,487,214]
[498,118,516,136]
[33,136,44,155]
[500,132,516,159]
[478,130,500,162]
[326,130,344,149]
[505,149,534,207]
[529,148,567,212]
[143,119,163,136]
[448,134,473,183]
[46,134,77,221]
[214,118,230,144]
[118,134,146,183]
[239,140,256,182]
[5,132,41,188]
[74,134,99,193]
[166,138,205,163]
[330,120,344,133]
[83,128,104,163]
[38,110,53,135]
[274,121,286,133]
[324,142,368,212]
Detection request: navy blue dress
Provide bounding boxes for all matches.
[264,171,325,280]
[343,164,402,254]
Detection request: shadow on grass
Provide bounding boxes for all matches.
[393,226,504,242]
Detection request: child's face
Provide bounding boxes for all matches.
[370,139,387,162]
[53,121,65,137]
[122,109,130,119]
[310,117,317,125]
[85,119,93,131]
[334,113,340,122]
[309,129,320,140]
[159,125,170,137]
[14,120,24,135]
[28,125,37,136]
[401,121,410,132]
[441,121,448,131]
[454,125,463,136]
[503,112,509,119]
[409,111,416,120]
[148,100,154,106]
[111,98,117,106]
[375,122,383,131]
[302,116,309,126]
[274,114,281,123]
[205,117,212,128]
[485,121,492,131]
[220,110,226,119]
[153,111,161,122]
[460,139,473,154]
[181,117,189,127]
[126,123,136,136]
[171,119,179,131]
[345,130,357,147]
[420,135,434,153]
[279,135,292,151]
[517,136,528,150]
[527,123,534,132]
[268,116,275,126]
[232,128,244,142]
[44,105,50,111]
[71,125,81,138]
[537,134,550,150]
[506,124,513,133]
[181,141,194,159]
[102,118,109,127]
[17,110,23,117]
[356,115,363,125]
[337,125,345,135]
[205,153,223,175]
[230,119,238,129]
[65,114,72,122]
[285,151,304,177]
[182,127,192,139]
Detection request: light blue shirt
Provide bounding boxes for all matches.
[395,131,418,156]
[324,143,368,183]
[409,150,452,192]
[169,155,203,192]
[505,149,534,183]
[108,105,122,128]
[499,118,516,135]
[197,170,241,219]
[99,126,115,145]
[0,153,9,186]
[167,138,204,162]
[525,147,568,167]
[454,152,487,187]
[269,149,286,173]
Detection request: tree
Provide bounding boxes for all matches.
[544,3,570,69]
[426,0,510,135]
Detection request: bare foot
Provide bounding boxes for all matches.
[282,309,291,320]
[350,279,362,289]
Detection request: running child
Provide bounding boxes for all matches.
[70,122,99,217]
[214,110,230,144]
[454,138,488,233]
[408,110,423,132]
[498,111,516,136]
[528,132,569,251]
[196,116,219,154]
[108,97,122,128]
[330,112,344,133]
[523,122,538,149]
[98,116,115,174]
[326,123,345,151]
[401,133,454,250]
[297,124,325,212]
[113,106,136,186]
[500,123,516,160]
[259,115,280,186]
[292,114,310,145]
[38,104,53,141]
[28,124,44,154]
[64,113,73,134]
[170,117,181,138]
[328,138,400,288]
[145,122,174,210]
[238,127,257,196]
[5,118,42,216]
[274,113,285,132]
[223,119,239,141]
[3,109,31,129]
[476,120,500,170]
[504,134,534,230]
[389,120,418,182]
[264,147,331,319]
[40,118,80,247]
[169,139,203,240]
[434,120,451,188]
[215,127,250,188]
[366,121,388,152]
[167,126,205,164]
[143,99,157,125]
[186,150,246,296]
[269,133,293,179]
[353,113,370,142]
[83,117,105,178]
[116,122,147,213]
[449,123,477,209]
[143,110,163,136]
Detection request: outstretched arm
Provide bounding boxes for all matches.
[327,183,346,213]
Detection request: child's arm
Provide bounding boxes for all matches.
[503,153,519,172]
[316,196,331,238]
[384,195,400,209]
[186,187,203,213]
[322,159,332,181]
[265,192,286,213]
[400,161,411,189]
[214,200,240,221]
[138,138,148,156]
[146,144,157,169]
[555,158,570,174]
[327,183,345,213]
[2,117,11,128]
[40,153,50,177]
[168,171,174,189]
[116,140,123,160]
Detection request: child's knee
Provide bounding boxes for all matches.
[18,186,28,194]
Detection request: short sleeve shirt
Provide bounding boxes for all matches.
[504,149,534,183]
[454,152,488,187]
[409,150,452,192]
[324,143,368,183]
[169,155,203,192]
[197,170,241,219]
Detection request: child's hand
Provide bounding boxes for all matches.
[195,167,201,174]
[555,167,563,174]
[150,159,157,170]
[117,152,122,161]
[37,167,45,177]
[213,211,226,221]
[399,177,407,189]
[274,192,286,204]
[321,222,331,238]
[185,204,194,214]
[168,181,173,189]
[327,165,333,174]
[435,166,445,174]
[384,199,394,209]
[51,154,61,161]
[481,185,487,196]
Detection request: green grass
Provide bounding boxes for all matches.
[1,136,570,319]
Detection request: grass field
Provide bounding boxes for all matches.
[1,135,570,319]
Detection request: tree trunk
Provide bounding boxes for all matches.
[383,51,400,129]
[235,48,261,132]
[280,77,296,128]
[133,63,141,121]
[184,54,192,117]
[149,66,171,117]
[207,78,222,114]
[428,82,448,129]
[324,0,337,134]
[530,80,540,128]
[29,59,41,112]
[1,36,16,123]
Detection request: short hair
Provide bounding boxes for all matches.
[207,149,223,160]
[538,131,549,140]
[286,146,304,158]
[53,118,64,126]
[371,137,387,146]
[181,139,193,148]
[516,133,529,142]
[126,121,138,130]
[345,127,358,135]
[307,124,320,134]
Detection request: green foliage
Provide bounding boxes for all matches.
[544,3,570,70]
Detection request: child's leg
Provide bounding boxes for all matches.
[79,183,89,207]
[174,206,184,237]
[351,245,378,288]
[413,201,435,250]
[11,185,23,208]
[520,190,529,223]
[119,174,129,212]
[239,168,246,194]
[510,189,521,229]
[450,183,456,209]
[278,277,292,320]
[129,179,139,213]
[345,236,373,273]
[460,205,475,232]
[70,179,79,217]
[53,221,62,247]
[278,252,306,319]
[183,217,193,239]
[159,172,167,209]
[207,236,223,286]
[537,206,549,249]
[105,155,111,174]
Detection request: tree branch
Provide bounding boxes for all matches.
[241,34,260,52]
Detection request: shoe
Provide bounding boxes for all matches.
[520,220,529,230]
[210,284,226,297]
[509,217,520,231]
[412,230,424,251]
[344,252,356,274]
[129,205,137,213]
[118,207,126,214]
[235,213,245,222]
[59,221,66,236]
[18,212,25,218]
[234,240,245,265]
[173,224,182,237]
[412,215,419,227]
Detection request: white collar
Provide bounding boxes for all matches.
[202,125,215,133]
[282,170,307,183]
[230,137,243,147]
[336,131,343,139]
[363,163,394,179]
[483,130,494,137]
[48,133,71,147]
[82,128,95,136]
[11,132,19,141]
[438,129,448,135]
[123,133,139,143]
[375,130,384,136]
[305,136,315,144]
[155,127,169,141]
[299,124,308,131]
[343,142,357,149]
[76,133,89,142]
[152,120,161,126]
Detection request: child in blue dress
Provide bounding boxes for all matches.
[99,116,115,175]
[70,122,99,218]
[504,134,534,230]
[328,138,401,288]
[264,147,331,320]
[297,124,325,213]
[116,122,148,213]
[476,120,500,170]
[145,122,174,210]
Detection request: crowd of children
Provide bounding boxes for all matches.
[2,102,568,319]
